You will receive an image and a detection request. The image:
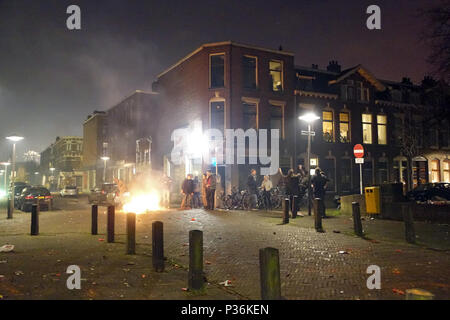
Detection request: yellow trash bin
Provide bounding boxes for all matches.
[365,187,380,214]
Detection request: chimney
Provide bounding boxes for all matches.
[311,64,318,69]
[327,60,341,73]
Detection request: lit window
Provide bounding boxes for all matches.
[339,112,350,143]
[443,160,450,182]
[377,114,387,145]
[431,160,441,182]
[243,103,257,130]
[322,111,334,142]
[242,56,257,89]
[210,54,225,88]
[269,60,283,92]
[362,113,372,144]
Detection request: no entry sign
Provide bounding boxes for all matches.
[353,144,364,158]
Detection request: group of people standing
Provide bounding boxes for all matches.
[180,169,217,210]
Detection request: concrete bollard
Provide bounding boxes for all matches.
[282,198,289,224]
[107,205,115,243]
[188,230,204,290]
[259,247,281,300]
[292,196,298,219]
[91,205,98,235]
[352,202,363,237]
[402,204,415,244]
[31,204,39,235]
[405,288,434,300]
[7,200,12,219]
[313,198,323,232]
[126,212,136,254]
[152,221,164,272]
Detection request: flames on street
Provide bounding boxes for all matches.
[122,190,162,214]
[119,171,165,214]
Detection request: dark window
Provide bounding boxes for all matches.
[363,159,373,187]
[211,101,225,132]
[377,159,388,184]
[270,105,283,134]
[340,159,352,192]
[321,159,335,192]
[242,56,257,89]
[210,54,225,88]
[243,103,257,130]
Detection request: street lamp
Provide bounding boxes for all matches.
[299,112,320,216]
[101,156,110,183]
[6,135,24,218]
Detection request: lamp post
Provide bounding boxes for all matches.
[6,135,24,217]
[101,156,110,183]
[299,113,320,216]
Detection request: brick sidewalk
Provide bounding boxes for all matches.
[0,207,449,299]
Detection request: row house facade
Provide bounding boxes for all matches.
[39,136,83,190]
[294,63,449,195]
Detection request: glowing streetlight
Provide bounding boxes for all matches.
[6,135,24,218]
[299,112,319,216]
[101,156,110,183]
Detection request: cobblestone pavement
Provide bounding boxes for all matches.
[0,199,448,300]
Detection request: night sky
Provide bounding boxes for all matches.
[0,0,441,161]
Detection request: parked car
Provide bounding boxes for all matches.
[12,182,31,208]
[88,183,119,205]
[17,186,53,212]
[406,183,450,202]
[60,186,78,197]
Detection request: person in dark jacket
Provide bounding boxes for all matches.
[205,170,216,210]
[247,169,258,209]
[311,168,329,217]
[279,168,300,213]
[180,174,194,209]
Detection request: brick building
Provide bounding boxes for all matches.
[294,62,449,196]
[81,110,107,191]
[103,90,160,184]
[40,136,83,190]
[152,41,296,192]
[85,41,449,197]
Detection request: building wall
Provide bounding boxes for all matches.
[153,42,295,191]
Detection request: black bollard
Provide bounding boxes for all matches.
[7,200,12,219]
[282,198,289,224]
[91,205,98,235]
[126,212,136,254]
[313,198,323,232]
[352,202,363,237]
[31,204,39,235]
[292,196,298,219]
[188,230,204,290]
[259,247,281,300]
[152,221,164,272]
[107,205,115,243]
[402,204,415,244]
